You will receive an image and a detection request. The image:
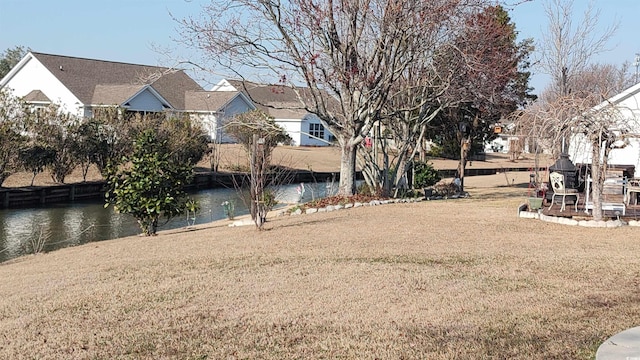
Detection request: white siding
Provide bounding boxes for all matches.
[273,114,335,147]
[2,55,82,116]
[568,90,640,177]
[192,94,255,143]
[570,133,640,177]
[191,113,220,141]
[275,119,303,146]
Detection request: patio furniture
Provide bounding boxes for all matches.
[584,175,627,215]
[626,178,640,205]
[549,171,579,212]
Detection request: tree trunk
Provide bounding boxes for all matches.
[338,140,357,196]
[591,139,603,221]
[250,134,258,221]
[458,137,470,192]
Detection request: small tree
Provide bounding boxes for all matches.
[90,107,132,177]
[105,130,193,236]
[19,143,55,186]
[413,161,441,189]
[226,110,292,229]
[0,90,27,187]
[71,119,104,182]
[159,115,210,166]
[25,105,79,184]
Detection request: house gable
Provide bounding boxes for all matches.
[23,90,52,104]
[31,52,203,107]
[185,90,256,142]
[0,52,81,114]
[211,79,336,146]
[2,51,205,115]
[123,86,173,112]
[569,82,640,177]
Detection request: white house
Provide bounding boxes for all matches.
[212,79,335,146]
[183,90,255,142]
[0,52,254,141]
[568,83,640,178]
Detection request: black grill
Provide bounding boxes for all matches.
[547,153,578,204]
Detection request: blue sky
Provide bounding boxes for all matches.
[1,0,639,93]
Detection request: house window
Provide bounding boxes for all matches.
[309,123,325,139]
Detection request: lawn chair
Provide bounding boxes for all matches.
[625,178,640,205]
[549,172,579,212]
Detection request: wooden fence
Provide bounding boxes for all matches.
[0,171,342,209]
[0,167,538,209]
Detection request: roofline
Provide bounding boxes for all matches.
[234,92,257,111]
[593,82,640,111]
[0,51,35,88]
[29,51,176,71]
[185,90,257,113]
[120,85,174,110]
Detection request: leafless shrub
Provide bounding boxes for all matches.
[28,225,51,255]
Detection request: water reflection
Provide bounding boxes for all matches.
[0,181,339,263]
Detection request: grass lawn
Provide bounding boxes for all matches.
[0,175,638,359]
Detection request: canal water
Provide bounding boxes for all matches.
[0,181,338,263]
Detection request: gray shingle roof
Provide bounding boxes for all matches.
[31,52,203,109]
[184,90,238,112]
[225,79,341,120]
[91,84,145,105]
[23,89,51,103]
[226,80,310,118]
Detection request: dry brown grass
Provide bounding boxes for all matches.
[2,144,346,187]
[0,173,638,359]
[2,144,547,187]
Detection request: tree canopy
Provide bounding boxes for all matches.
[180,0,494,195]
[105,129,194,236]
[0,46,28,79]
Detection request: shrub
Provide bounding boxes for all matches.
[105,130,193,236]
[413,161,441,188]
[357,183,384,197]
[433,182,459,196]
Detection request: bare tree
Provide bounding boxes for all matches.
[567,96,636,220]
[519,76,638,220]
[537,0,618,100]
[0,90,27,187]
[516,0,627,219]
[179,0,490,196]
[226,110,292,229]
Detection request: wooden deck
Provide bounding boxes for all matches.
[540,193,640,220]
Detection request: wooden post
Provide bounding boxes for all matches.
[1,191,8,209]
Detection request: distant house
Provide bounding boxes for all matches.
[183,90,255,142]
[212,79,335,146]
[568,83,640,178]
[0,52,254,142]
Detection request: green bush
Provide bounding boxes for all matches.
[104,130,193,236]
[413,161,441,188]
